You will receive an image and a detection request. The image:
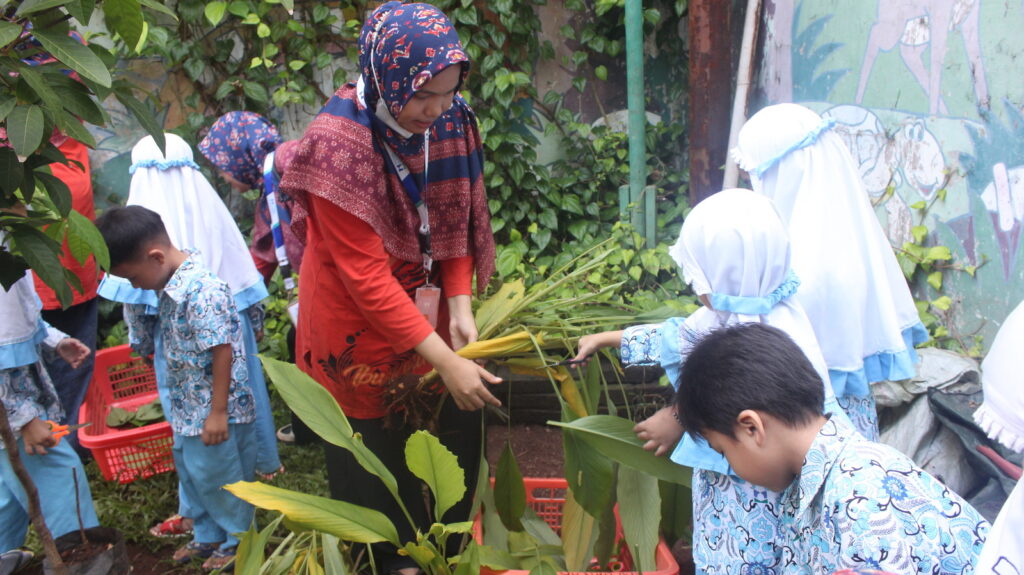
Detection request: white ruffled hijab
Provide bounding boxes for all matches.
[732,103,926,397]
[99,134,267,310]
[974,301,1024,573]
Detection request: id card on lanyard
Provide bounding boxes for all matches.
[380,135,441,328]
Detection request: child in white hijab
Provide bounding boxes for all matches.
[732,103,927,441]
[576,189,851,574]
[974,301,1024,572]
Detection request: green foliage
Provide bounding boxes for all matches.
[888,184,985,354]
[0,0,166,306]
[257,269,295,361]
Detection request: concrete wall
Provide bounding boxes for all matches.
[758,0,1024,349]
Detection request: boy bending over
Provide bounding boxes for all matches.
[675,322,989,574]
[96,206,256,571]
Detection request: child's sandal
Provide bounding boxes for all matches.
[202,547,237,571]
[173,541,221,564]
[150,514,193,538]
[256,465,285,481]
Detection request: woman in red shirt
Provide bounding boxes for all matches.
[280,3,498,573]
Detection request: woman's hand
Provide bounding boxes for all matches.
[447,294,477,351]
[22,418,56,455]
[416,332,502,411]
[56,338,91,369]
[633,406,684,457]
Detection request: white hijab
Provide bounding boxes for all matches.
[975,301,1024,573]
[732,104,924,395]
[98,134,266,310]
[666,189,847,473]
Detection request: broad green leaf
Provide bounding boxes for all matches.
[453,541,482,575]
[35,171,71,217]
[616,465,660,573]
[53,110,96,148]
[321,533,348,575]
[494,442,526,532]
[0,251,30,291]
[64,0,96,24]
[139,0,177,19]
[592,494,617,568]
[0,22,21,48]
[33,29,111,88]
[477,544,518,570]
[562,428,614,517]
[113,85,164,154]
[18,65,63,117]
[225,481,401,545]
[659,479,692,543]
[927,270,943,291]
[405,430,466,520]
[67,210,109,269]
[205,1,227,25]
[0,98,15,122]
[50,77,106,125]
[0,148,24,194]
[480,477,509,548]
[550,415,691,486]
[474,278,525,337]
[527,561,559,575]
[103,0,144,51]
[257,22,271,38]
[15,0,71,16]
[242,80,269,104]
[521,507,562,548]
[561,488,598,571]
[7,105,45,158]
[260,356,402,502]
[9,225,70,307]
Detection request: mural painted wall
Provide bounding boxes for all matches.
[759,0,1024,349]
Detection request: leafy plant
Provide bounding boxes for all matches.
[0,0,167,305]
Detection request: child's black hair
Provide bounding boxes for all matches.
[675,322,825,439]
[95,205,171,268]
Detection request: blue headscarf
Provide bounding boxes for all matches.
[199,111,281,189]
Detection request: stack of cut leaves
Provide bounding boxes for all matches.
[105,398,163,428]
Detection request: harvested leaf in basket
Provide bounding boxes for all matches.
[105,398,165,428]
[105,407,133,428]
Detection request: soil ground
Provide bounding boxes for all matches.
[21,424,565,575]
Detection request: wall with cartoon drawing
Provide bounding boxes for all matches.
[759,0,1024,349]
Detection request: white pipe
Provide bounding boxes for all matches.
[723,0,763,189]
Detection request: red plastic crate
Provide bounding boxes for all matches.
[78,345,175,484]
[474,477,679,575]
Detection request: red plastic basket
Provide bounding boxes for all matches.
[474,477,679,575]
[78,345,175,484]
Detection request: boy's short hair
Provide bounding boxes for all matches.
[675,323,825,439]
[95,205,171,268]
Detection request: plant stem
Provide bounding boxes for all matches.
[73,467,90,547]
[0,404,66,574]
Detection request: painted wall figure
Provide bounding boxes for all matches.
[855,0,989,115]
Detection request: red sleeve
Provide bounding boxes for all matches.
[310,195,434,353]
[440,256,473,297]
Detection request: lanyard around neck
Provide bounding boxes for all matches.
[379,133,432,276]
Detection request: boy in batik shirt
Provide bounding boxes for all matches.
[674,323,989,574]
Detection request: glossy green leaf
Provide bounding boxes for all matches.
[35,171,71,217]
[7,105,45,158]
[242,80,269,104]
[225,481,401,545]
[9,225,70,307]
[33,29,111,88]
[0,98,15,122]
[617,465,660,573]
[67,210,109,269]
[234,514,281,574]
[321,533,348,575]
[138,0,177,19]
[15,0,71,15]
[113,85,164,154]
[50,77,106,125]
[0,148,24,194]
[204,1,227,25]
[53,109,96,148]
[561,488,598,571]
[0,251,30,291]
[0,22,22,48]
[405,430,465,520]
[259,356,402,502]
[17,65,63,116]
[562,425,614,517]
[104,0,144,50]
[550,416,691,486]
[494,442,526,531]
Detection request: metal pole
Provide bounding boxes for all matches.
[625,0,651,246]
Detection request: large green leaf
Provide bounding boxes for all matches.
[561,488,598,571]
[234,514,282,574]
[259,356,402,503]
[50,77,106,126]
[7,105,45,158]
[321,533,349,575]
[0,251,30,291]
[405,430,465,520]
[67,209,108,268]
[17,66,62,118]
[64,0,97,25]
[204,1,227,25]
[9,224,70,306]
[550,415,691,486]
[33,29,111,88]
[225,481,401,546]
[616,466,660,573]
[562,426,614,517]
[103,0,144,50]
[0,148,24,195]
[113,84,164,153]
[15,0,71,15]
[494,442,526,532]
[35,171,71,217]
[453,541,482,575]
[0,22,22,48]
